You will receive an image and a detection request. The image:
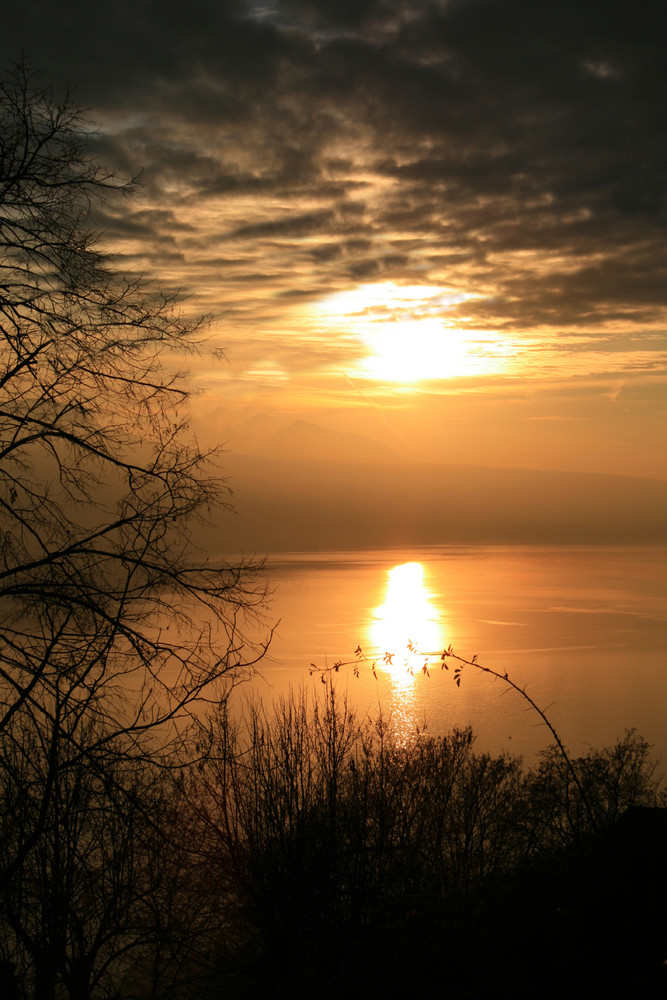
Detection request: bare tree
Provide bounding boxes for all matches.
[0,713,224,1000]
[0,60,269,899]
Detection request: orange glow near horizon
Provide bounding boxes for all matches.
[315,281,514,383]
[368,562,446,685]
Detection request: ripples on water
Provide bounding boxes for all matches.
[239,545,667,763]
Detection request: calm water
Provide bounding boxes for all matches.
[238,545,667,764]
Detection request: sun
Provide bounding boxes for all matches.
[316,281,512,383]
[358,317,476,381]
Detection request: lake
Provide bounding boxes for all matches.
[237,545,667,766]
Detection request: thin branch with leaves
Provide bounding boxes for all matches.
[310,641,600,837]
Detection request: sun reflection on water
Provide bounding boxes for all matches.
[367,562,446,688]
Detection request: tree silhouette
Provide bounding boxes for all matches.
[0,714,221,1000]
[0,61,268,905]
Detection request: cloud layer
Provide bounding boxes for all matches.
[4,0,667,473]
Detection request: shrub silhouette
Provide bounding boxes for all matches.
[189,681,665,998]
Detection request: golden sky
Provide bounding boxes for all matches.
[6,0,667,498]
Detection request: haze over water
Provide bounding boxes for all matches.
[243,544,667,764]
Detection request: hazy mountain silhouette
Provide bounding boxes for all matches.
[195,410,404,464]
[216,454,667,553]
[260,419,400,464]
[227,412,282,454]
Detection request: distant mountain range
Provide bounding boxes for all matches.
[254,418,401,464]
[195,408,411,463]
[188,411,667,552]
[214,414,403,464]
[213,451,667,554]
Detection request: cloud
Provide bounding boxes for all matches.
[3,0,666,392]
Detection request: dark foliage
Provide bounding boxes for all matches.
[189,685,666,1000]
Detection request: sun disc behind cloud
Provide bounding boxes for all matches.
[315,281,512,383]
[358,317,491,382]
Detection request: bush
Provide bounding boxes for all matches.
[188,684,665,997]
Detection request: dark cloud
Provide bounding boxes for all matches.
[3,0,666,337]
[229,209,335,239]
[8,0,291,107]
[94,207,195,240]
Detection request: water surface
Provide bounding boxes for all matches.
[239,545,667,763]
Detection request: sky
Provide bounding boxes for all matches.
[5,0,667,524]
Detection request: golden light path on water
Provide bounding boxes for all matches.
[366,562,447,740]
[368,562,445,676]
[247,546,667,762]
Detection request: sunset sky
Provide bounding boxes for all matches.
[5,0,667,548]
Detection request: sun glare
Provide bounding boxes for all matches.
[316,281,511,383]
[368,562,446,685]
